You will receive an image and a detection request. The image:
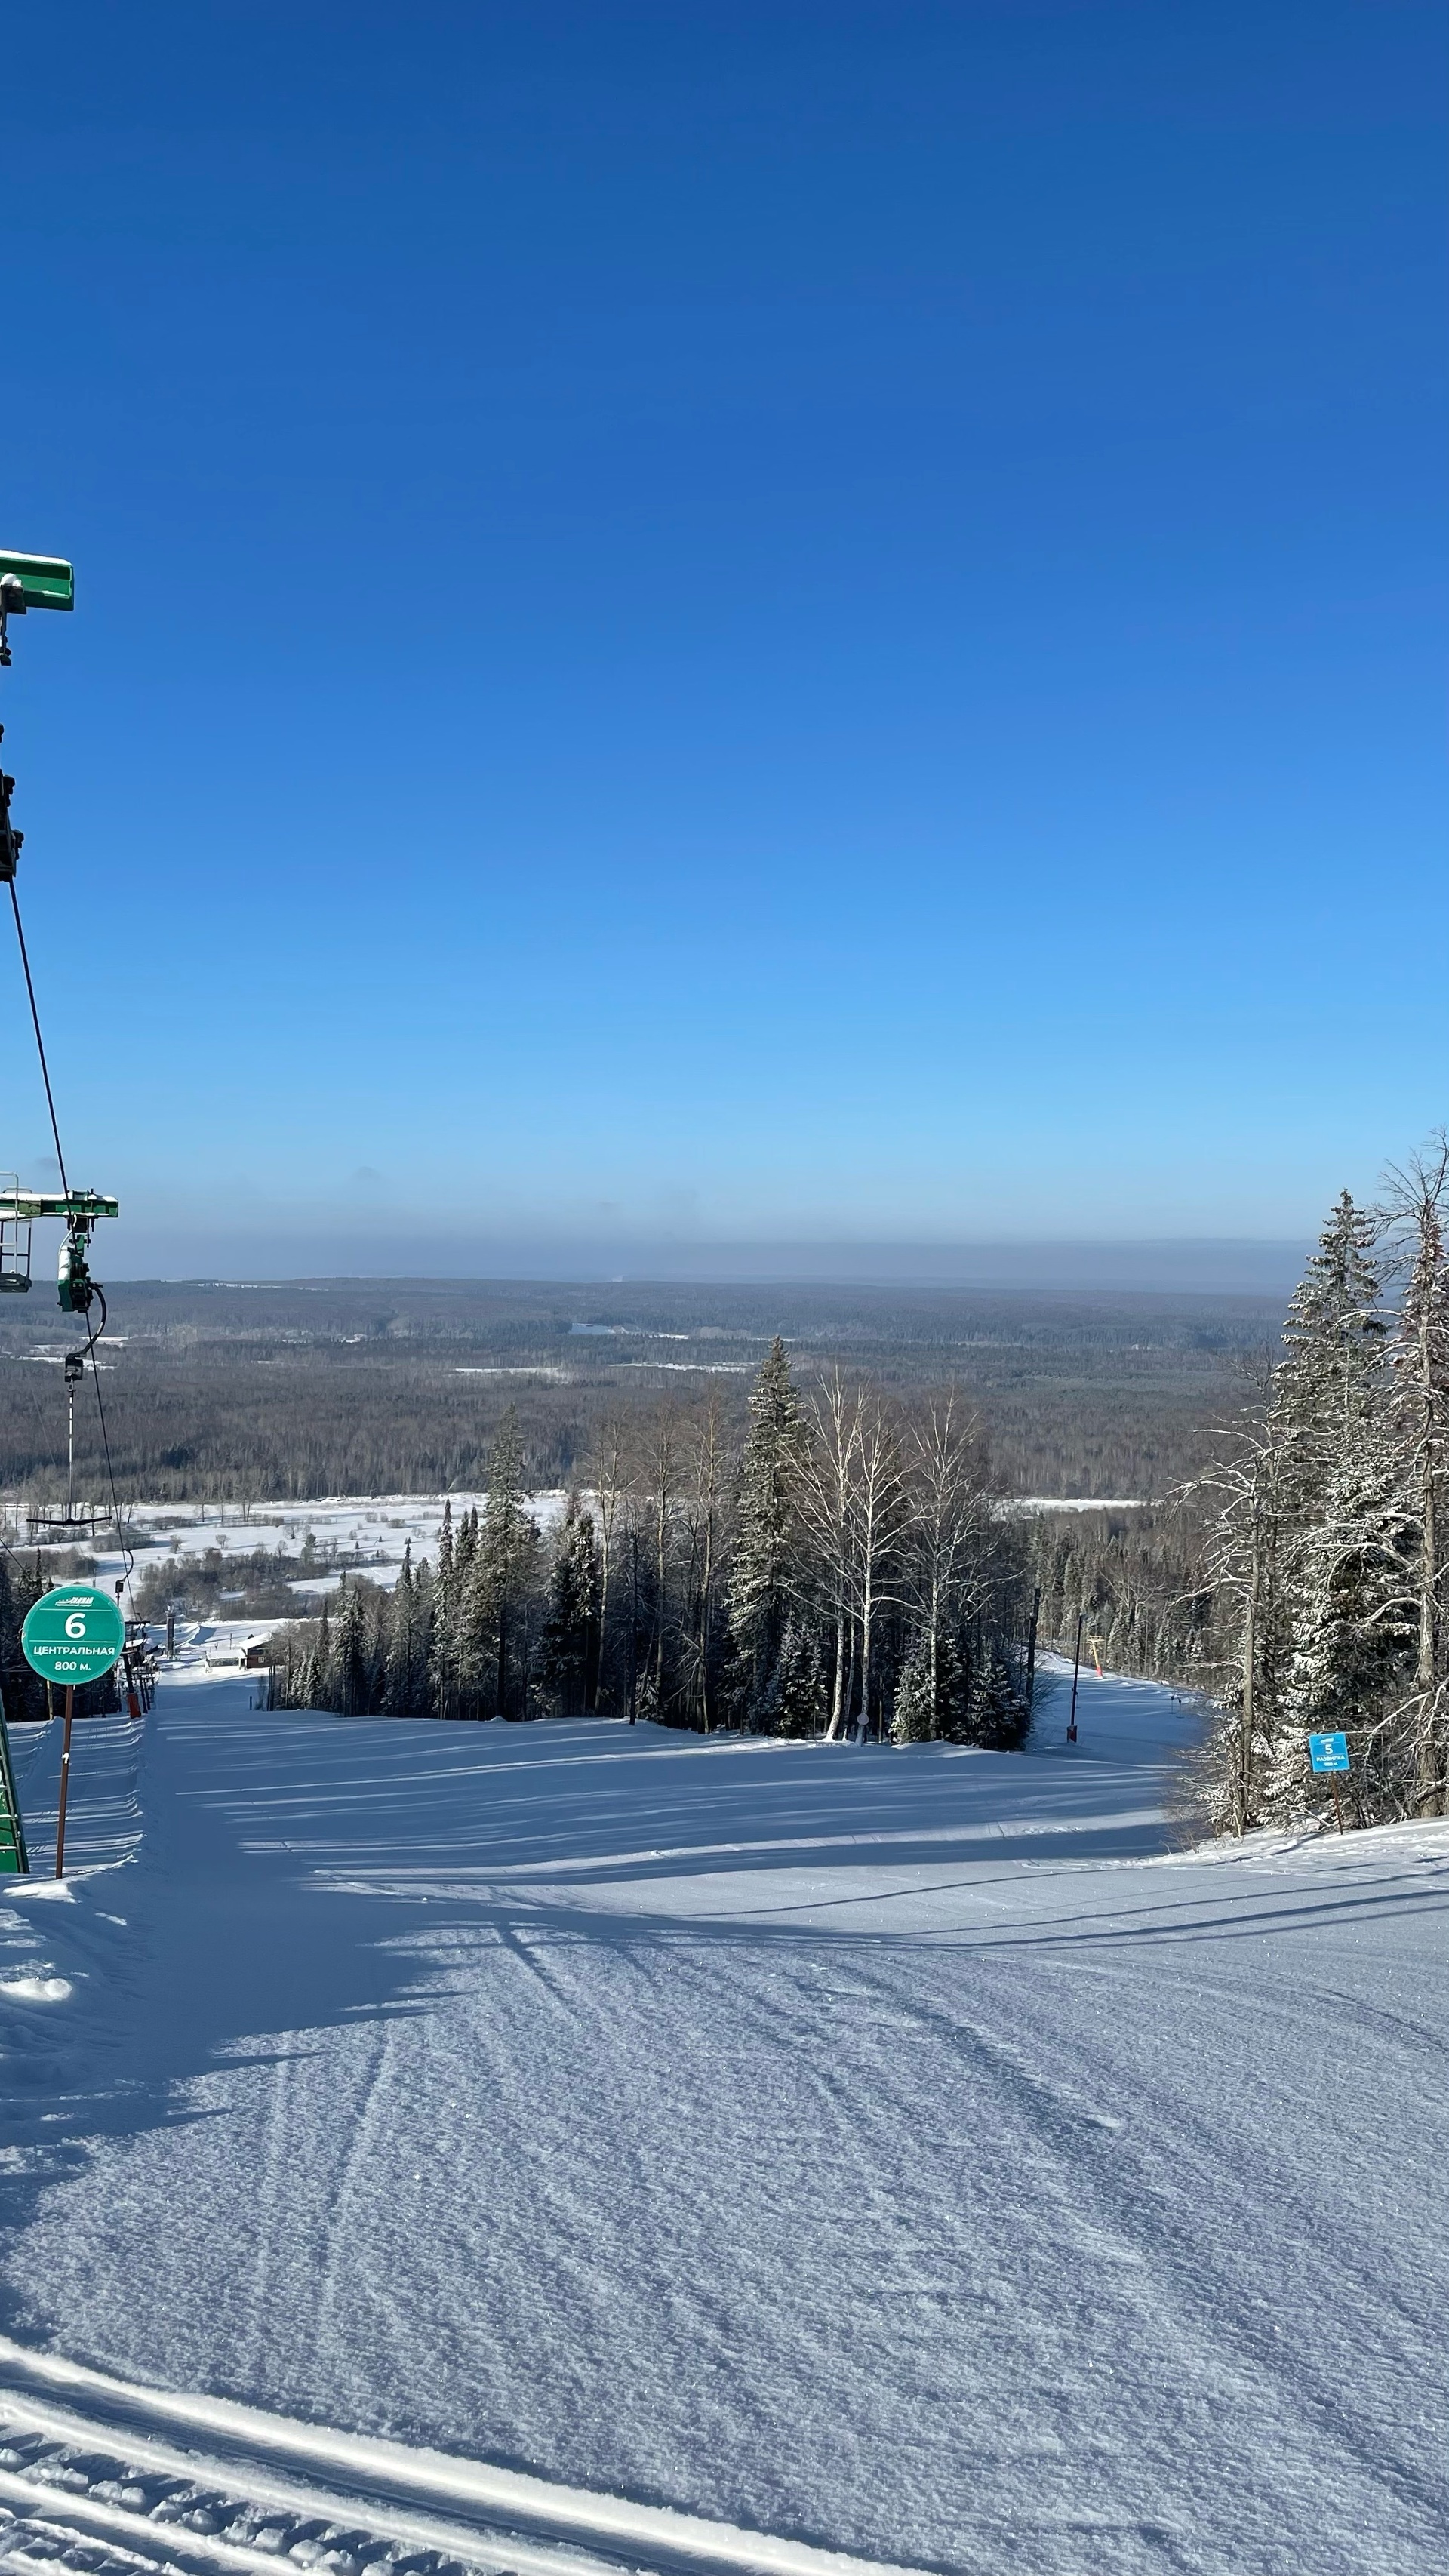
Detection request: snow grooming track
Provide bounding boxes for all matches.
[0,2342,929,2576]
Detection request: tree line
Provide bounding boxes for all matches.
[268,1340,1037,1742]
[1186,1146,1449,1831]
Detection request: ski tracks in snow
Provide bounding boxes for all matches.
[3,1689,1449,2573]
[0,2340,922,2576]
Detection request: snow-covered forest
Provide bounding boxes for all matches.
[1032,1147,1449,1835]
[1195,1150,1449,1833]
[263,1341,1036,1744]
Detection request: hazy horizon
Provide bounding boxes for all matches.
[95,1235,1307,1297]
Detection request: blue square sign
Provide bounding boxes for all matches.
[1308,1731,1350,1774]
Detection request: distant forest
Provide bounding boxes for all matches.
[5,1220,1441,1828]
[0,1276,1284,1511]
[0,1273,1287,1754]
[265,1345,1036,1745]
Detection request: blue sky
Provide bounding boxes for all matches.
[0,0,1444,1279]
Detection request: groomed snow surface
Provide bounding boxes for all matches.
[0,1652,1446,2574]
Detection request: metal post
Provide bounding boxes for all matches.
[1026,1585,1041,1709]
[0,1682,29,1873]
[54,1685,74,1877]
[1067,1610,1084,1743]
[1331,1777,1345,1836]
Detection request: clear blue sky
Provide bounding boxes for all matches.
[0,1,1444,1279]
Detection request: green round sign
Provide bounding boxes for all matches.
[21,1583,125,1686]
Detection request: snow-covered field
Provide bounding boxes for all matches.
[0,1657,1446,2574]
[90,1496,572,1605]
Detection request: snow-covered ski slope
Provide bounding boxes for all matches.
[1,1661,1447,2575]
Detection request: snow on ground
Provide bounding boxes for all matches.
[90,1494,572,1601]
[0,1656,1446,2574]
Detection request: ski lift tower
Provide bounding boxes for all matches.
[0,546,123,1494]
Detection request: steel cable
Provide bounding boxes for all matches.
[8,884,132,1583]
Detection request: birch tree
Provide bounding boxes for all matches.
[589,1414,629,1716]
[848,1395,908,1742]
[902,1389,988,1739]
[681,1399,724,1731]
[797,1370,863,1741]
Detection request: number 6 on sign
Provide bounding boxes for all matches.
[19,1585,130,1880]
[21,1587,124,1685]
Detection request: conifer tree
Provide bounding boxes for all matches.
[538,1494,600,1713]
[1381,1140,1449,1814]
[475,1406,531,1717]
[429,1500,459,1719]
[1268,1193,1402,1818]
[1272,1191,1385,1519]
[968,1651,1029,1749]
[315,1595,332,1710]
[891,1627,968,1742]
[331,1579,368,1717]
[383,1543,426,1715]
[1198,1395,1293,1833]
[727,1339,805,1723]
[764,1615,826,1737]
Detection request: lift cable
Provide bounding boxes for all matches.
[7,881,131,1585]
[8,881,69,1197]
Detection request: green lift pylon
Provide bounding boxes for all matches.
[0,1185,119,1305]
[0,1690,29,1873]
[0,548,120,1320]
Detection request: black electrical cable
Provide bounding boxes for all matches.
[9,882,69,1198]
[79,1287,133,1585]
[8,883,132,1585]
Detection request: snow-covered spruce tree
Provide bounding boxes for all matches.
[1277,1431,1416,1822]
[538,1492,600,1714]
[727,1339,806,1726]
[1380,1139,1449,1816]
[313,1595,333,1710]
[331,1579,368,1718]
[471,1405,537,1718]
[894,1627,969,1742]
[1266,1192,1413,1824]
[428,1500,459,1719]
[968,1651,1029,1750]
[891,1636,934,1742]
[1193,1359,1295,1833]
[382,1543,429,1714]
[641,1408,680,1719]
[762,1615,826,1737]
[0,1555,46,1722]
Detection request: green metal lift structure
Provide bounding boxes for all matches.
[0,545,122,1867]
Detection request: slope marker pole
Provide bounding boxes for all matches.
[1067,1610,1083,1743]
[54,1688,74,1877]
